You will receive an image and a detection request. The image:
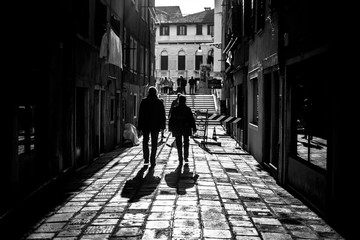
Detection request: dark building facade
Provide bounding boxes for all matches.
[221,0,355,238]
[2,0,155,223]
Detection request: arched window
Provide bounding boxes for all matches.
[195,50,203,70]
[161,50,168,70]
[178,50,186,70]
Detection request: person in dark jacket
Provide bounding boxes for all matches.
[169,95,197,165]
[138,86,166,167]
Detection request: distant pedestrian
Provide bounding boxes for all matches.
[177,76,182,90]
[180,76,187,94]
[168,77,174,94]
[189,76,196,94]
[169,95,197,165]
[138,86,166,167]
[163,77,170,94]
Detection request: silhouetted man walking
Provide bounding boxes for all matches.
[169,95,197,165]
[138,86,166,167]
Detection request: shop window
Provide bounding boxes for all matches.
[18,105,36,155]
[291,61,328,170]
[251,78,259,125]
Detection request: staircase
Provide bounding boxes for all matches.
[159,94,217,117]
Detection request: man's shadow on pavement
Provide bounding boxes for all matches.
[121,165,161,202]
[165,164,199,195]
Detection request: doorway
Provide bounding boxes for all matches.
[264,70,280,177]
[75,87,88,168]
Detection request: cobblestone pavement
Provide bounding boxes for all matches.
[19,126,344,240]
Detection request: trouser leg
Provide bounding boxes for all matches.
[150,130,159,164]
[142,130,150,162]
[184,135,189,160]
[175,135,183,162]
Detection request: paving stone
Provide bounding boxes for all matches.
[91,218,119,225]
[203,229,232,238]
[232,226,259,236]
[96,213,122,219]
[173,219,200,228]
[147,212,172,220]
[252,217,282,226]
[174,211,199,219]
[56,229,82,237]
[150,205,173,212]
[101,206,125,212]
[113,227,142,237]
[260,232,293,240]
[18,129,346,240]
[45,213,75,223]
[172,228,201,238]
[145,220,170,229]
[142,228,170,240]
[203,220,230,229]
[235,236,261,240]
[26,232,56,239]
[79,234,110,240]
[34,222,67,232]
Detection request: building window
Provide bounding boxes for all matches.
[17,105,37,155]
[140,45,144,75]
[130,37,138,73]
[195,50,203,70]
[177,25,187,35]
[291,58,328,170]
[207,25,214,36]
[133,94,138,118]
[160,25,169,35]
[256,0,265,32]
[161,51,168,70]
[110,97,115,123]
[94,0,107,47]
[130,36,134,70]
[133,39,138,73]
[251,78,259,125]
[74,0,89,38]
[196,24,202,35]
[178,51,186,70]
[145,48,149,76]
[123,28,128,67]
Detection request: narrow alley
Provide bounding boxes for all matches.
[9,126,344,240]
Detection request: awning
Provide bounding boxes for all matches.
[223,37,238,54]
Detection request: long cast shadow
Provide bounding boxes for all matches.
[121,165,161,202]
[165,164,199,195]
